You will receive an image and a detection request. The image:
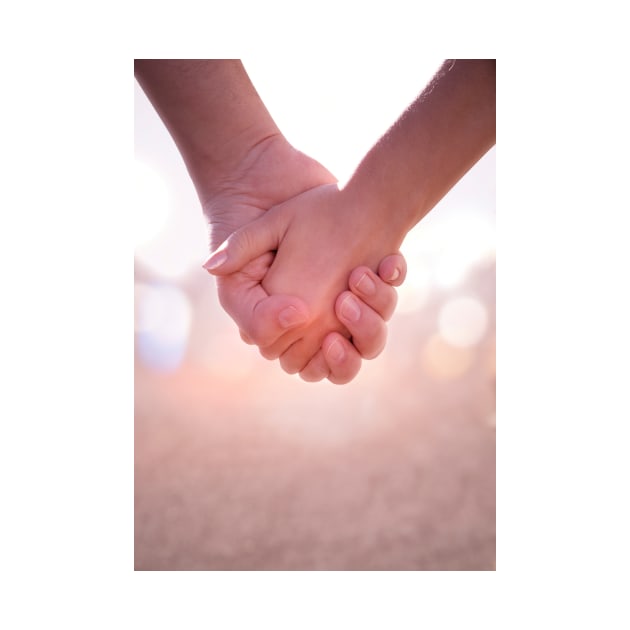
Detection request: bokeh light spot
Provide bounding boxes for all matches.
[135,282,192,372]
[396,259,433,314]
[433,215,496,289]
[422,333,473,380]
[134,159,170,247]
[438,296,488,348]
[134,157,208,280]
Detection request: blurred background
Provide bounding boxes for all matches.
[134,58,495,570]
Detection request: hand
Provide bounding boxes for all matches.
[205,182,404,376]
[207,242,407,384]
[136,61,405,381]
[202,137,405,383]
[299,257,406,384]
[202,134,334,345]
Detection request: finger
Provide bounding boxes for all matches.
[322,333,362,384]
[257,321,316,364]
[258,330,298,361]
[250,297,310,349]
[347,266,398,321]
[217,280,310,350]
[377,253,407,287]
[240,329,254,345]
[297,336,361,384]
[335,291,387,359]
[298,350,330,382]
[202,207,286,275]
[276,310,348,375]
[278,336,313,374]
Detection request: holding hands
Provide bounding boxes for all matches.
[135,58,495,384]
[201,135,406,383]
[205,181,405,382]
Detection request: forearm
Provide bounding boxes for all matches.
[342,59,496,242]
[134,59,283,204]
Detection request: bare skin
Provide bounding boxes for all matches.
[206,60,496,374]
[135,59,406,383]
[200,135,406,383]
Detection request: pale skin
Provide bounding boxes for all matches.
[206,60,496,375]
[134,59,406,384]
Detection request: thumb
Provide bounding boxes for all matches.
[202,209,285,276]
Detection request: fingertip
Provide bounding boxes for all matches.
[327,370,358,385]
[322,333,361,384]
[300,372,327,383]
[299,351,330,382]
[335,291,389,357]
[378,254,407,286]
[239,329,254,345]
[245,296,309,349]
[325,336,346,364]
[259,345,282,361]
[202,249,228,273]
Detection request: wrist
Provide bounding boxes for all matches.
[135,60,287,210]
[191,127,286,207]
[201,134,337,250]
[338,179,409,256]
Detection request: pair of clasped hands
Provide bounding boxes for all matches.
[135,59,495,383]
[201,136,407,385]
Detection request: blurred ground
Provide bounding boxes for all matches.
[134,259,495,571]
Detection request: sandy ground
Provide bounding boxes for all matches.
[135,263,495,571]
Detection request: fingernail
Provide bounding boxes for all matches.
[387,268,400,283]
[356,272,376,296]
[279,306,306,329]
[202,250,227,271]
[340,294,361,322]
[326,339,345,363]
